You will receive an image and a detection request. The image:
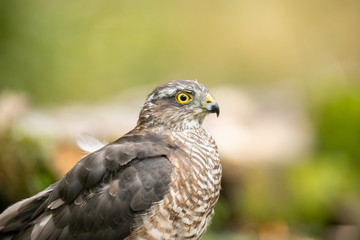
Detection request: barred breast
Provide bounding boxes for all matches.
[128,129,221,240]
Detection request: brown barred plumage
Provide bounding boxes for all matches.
[0,80,221,240]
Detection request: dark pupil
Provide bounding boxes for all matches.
[180,94,188,102]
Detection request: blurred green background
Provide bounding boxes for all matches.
[1,0,360,239]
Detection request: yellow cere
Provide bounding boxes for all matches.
[205,94,214,104]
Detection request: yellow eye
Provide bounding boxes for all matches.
[175,91,193,104]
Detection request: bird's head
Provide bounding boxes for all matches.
[136,80,219,131]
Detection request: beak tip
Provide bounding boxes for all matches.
[205,101,220,117]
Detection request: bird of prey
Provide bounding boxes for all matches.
[0,80,221,240]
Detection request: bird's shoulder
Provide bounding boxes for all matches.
[49,131,175,205]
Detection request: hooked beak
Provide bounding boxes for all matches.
[203,94,220,117]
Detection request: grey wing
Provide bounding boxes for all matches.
[0,133,174,240]
[0,186,54,240]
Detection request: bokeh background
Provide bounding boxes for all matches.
[1,1,360,239]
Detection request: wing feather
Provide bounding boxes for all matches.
[0,132,174,240]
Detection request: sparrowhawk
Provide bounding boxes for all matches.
[0,80,221,240]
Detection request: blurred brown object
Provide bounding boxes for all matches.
[327,225,359,240]
[258,221,289,240]
[51,143,85,175]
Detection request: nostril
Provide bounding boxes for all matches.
[206,95,213,104]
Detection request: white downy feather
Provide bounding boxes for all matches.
[76,133,105,153]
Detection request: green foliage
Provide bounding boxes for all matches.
[209,196,232,230]
[312,86,360,164]
[286,155,357,224]
[0,131,57,212]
